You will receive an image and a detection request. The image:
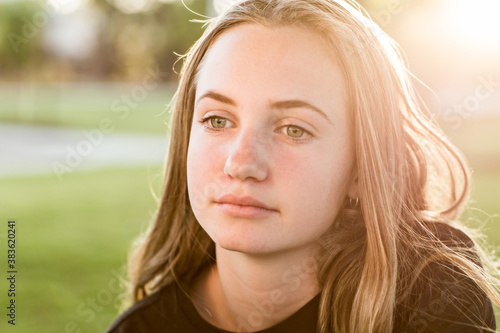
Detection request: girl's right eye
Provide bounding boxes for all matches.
[199,116,234,132]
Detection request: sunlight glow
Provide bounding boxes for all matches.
[445,0,500,47]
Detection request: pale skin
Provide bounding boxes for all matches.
[186,24,358,332]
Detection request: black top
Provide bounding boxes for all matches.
[107,282,320,333]
[107,223,496,333]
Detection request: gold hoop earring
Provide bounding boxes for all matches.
[349,197,359,209]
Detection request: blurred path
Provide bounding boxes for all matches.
[0,123,168,178]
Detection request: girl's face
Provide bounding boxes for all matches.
[187,24,356,255]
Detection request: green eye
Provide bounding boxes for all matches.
[286,126,304,137]
[210,117,227,128]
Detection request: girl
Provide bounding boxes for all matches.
[107,0,499,332]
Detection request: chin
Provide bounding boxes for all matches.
[216,237,269,255]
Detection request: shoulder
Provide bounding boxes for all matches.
[105,283,186,333]
[395,221,496,332]
[420,221,474,246]
[403,220,474,251]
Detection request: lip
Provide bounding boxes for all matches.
[215,194,278,218]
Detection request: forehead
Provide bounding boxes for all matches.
[195,24,345,109]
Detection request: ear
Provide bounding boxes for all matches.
[347,173,359,200]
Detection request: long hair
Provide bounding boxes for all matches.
[127,1,500,332]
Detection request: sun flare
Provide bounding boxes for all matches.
[445,0,500,47]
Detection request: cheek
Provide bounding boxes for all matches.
[187,132,225,209]
[275,146,351,224]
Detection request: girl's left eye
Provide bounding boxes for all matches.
[286,125,305,138]
[275,124,313,144]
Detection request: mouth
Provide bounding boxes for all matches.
[215,194,278,218]
[216,194,276,210]
[215,202,278,218]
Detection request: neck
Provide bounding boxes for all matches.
[191,245,321,332]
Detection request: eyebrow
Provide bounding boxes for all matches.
[196,90,332,124]
[271,100,332,125]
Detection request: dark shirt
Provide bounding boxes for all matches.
[107,282,320,333]
[107,223,496,333]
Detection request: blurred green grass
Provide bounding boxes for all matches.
[443,116,500,174]
[0,83,175,133]
[0,167,163,332]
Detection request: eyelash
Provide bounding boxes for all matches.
[198,115,313,144]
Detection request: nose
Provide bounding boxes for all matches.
[223,129,269,181]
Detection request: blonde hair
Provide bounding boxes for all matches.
[127,1,500,332]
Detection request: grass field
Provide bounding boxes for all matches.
[0,83,175,134]
[0,167,164,332]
